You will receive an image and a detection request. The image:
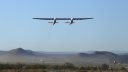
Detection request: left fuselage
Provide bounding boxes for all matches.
[53,18,57,24]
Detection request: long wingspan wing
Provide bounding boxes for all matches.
[33,18,93,20]
[33,18,54,20]
[73,18,93,20]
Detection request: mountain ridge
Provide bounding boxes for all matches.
[0,48,127,64]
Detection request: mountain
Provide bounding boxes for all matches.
[0,48,128,65]
[8,48,34,56]
[78,51,118,57]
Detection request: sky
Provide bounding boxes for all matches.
[0,0,128,52]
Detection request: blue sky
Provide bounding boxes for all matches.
[0,0,128,52]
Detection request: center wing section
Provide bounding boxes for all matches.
[56,18,70,20]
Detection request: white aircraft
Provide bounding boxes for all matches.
[33,17,93,25]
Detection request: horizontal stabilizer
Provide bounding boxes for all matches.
[48,22,58,23]
[65,22,70,23]
[65,22,75,24]
[48,22,53,23]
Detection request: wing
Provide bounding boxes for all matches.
[73,18,93,20]
[33,18,71,20]
[56,18,93,20]
[33,18,54,20]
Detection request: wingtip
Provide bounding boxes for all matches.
[91,17,94,19]
[33,18,37,19]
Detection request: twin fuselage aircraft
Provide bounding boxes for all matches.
[33,17,93,25]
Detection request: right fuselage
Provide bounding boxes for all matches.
[70,18,74,24]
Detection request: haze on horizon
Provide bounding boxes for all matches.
[0,0,128,52]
